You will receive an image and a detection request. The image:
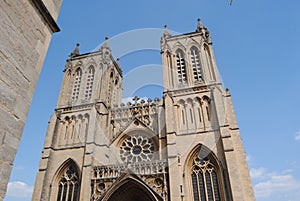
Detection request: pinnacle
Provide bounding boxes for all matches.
[163,25,171,38]
[100,37,111,52]
[69,43,80,58]
[102,37,110,48]
[196,18,205,32]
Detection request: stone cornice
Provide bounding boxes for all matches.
[56,102,94,113]
[30,0,60,33]
[164,82,223,97]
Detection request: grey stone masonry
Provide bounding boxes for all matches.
[0,0,62,199]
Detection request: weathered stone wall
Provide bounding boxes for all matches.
[0,0,62,199]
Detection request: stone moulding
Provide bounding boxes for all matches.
[30,0,60,33]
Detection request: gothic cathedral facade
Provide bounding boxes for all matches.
[33,20,255,201]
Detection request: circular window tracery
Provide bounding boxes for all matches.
[120,135,155,163]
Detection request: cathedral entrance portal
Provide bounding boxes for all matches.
[105,177,159,201]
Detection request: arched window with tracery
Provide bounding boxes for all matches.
[72,68,82,101]
[56,165,80,201]
[176,49,187,84]
[191,156,221,201]
[85,65,95,100]
[190,47,203,81]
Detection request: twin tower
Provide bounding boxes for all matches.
[32,20,255,201]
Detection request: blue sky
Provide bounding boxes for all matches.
[5,0,300,200]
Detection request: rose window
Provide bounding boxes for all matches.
[120,135,155,163]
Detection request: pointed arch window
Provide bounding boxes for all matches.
[202,97,211,122]
[57,165,79,201]
[72,68,82,101]
[191,157,221,201]
[176,49,187,83]
[85,66,95,99]
[190,47,203,81]
[182,110,185,125]
[204,45,216,81]
[198,108,202,123]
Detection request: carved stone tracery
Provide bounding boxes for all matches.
[91,160,168,201]
[111,97,160,137]
[120,135,155,163]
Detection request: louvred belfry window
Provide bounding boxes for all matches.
[85,66,94,99]
[72,68,82,101]
[191,157,221,201]
[191,47,203,81]
[176,49,187,83]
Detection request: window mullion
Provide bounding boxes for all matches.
[203,170,209,201]
[195,172,201,201]
[65,182,70,201]
[60,184,64,201]
[179,56,182,82]
[210,171,216,201]
[180,56,184,82]
[71,182,75,201]
[59,185,62,201]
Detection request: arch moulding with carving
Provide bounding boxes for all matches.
[183,144,227,201]
[49,158,81,201]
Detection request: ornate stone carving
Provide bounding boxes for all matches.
[91,160,168,200]
[120,135,155,163]
[111,96,160,134]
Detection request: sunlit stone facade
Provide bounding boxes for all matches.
[33,20,255,201]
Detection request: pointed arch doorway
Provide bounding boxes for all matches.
[108,183,153,201]
[102,176,162,201]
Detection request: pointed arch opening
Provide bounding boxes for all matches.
[85,65,95,100]
[178,99,187,131]
[202,96,211,123]
[186,145,225,201]
[175,49,187,84]
[103,176,162,201]
[72,68,82,101]
[190,46,203,82]
[53,159,81,201]
[203,44,216,81]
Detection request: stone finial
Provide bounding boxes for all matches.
[132,96,140,105]
[100,37,111,51]
[154,98,160,104]
[163,25,171,38]
[161,25,171,51]
[196,18,205,33]
[103,37,109,47]
[225,88,231,95]
[147,98,152,104]
[69,43,80,58]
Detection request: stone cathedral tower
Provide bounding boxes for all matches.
[33,20,255,201]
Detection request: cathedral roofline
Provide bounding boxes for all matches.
[67,49,122,77]
[162,19,211,45]
[166,31,204,41]
[68,50,100,60]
